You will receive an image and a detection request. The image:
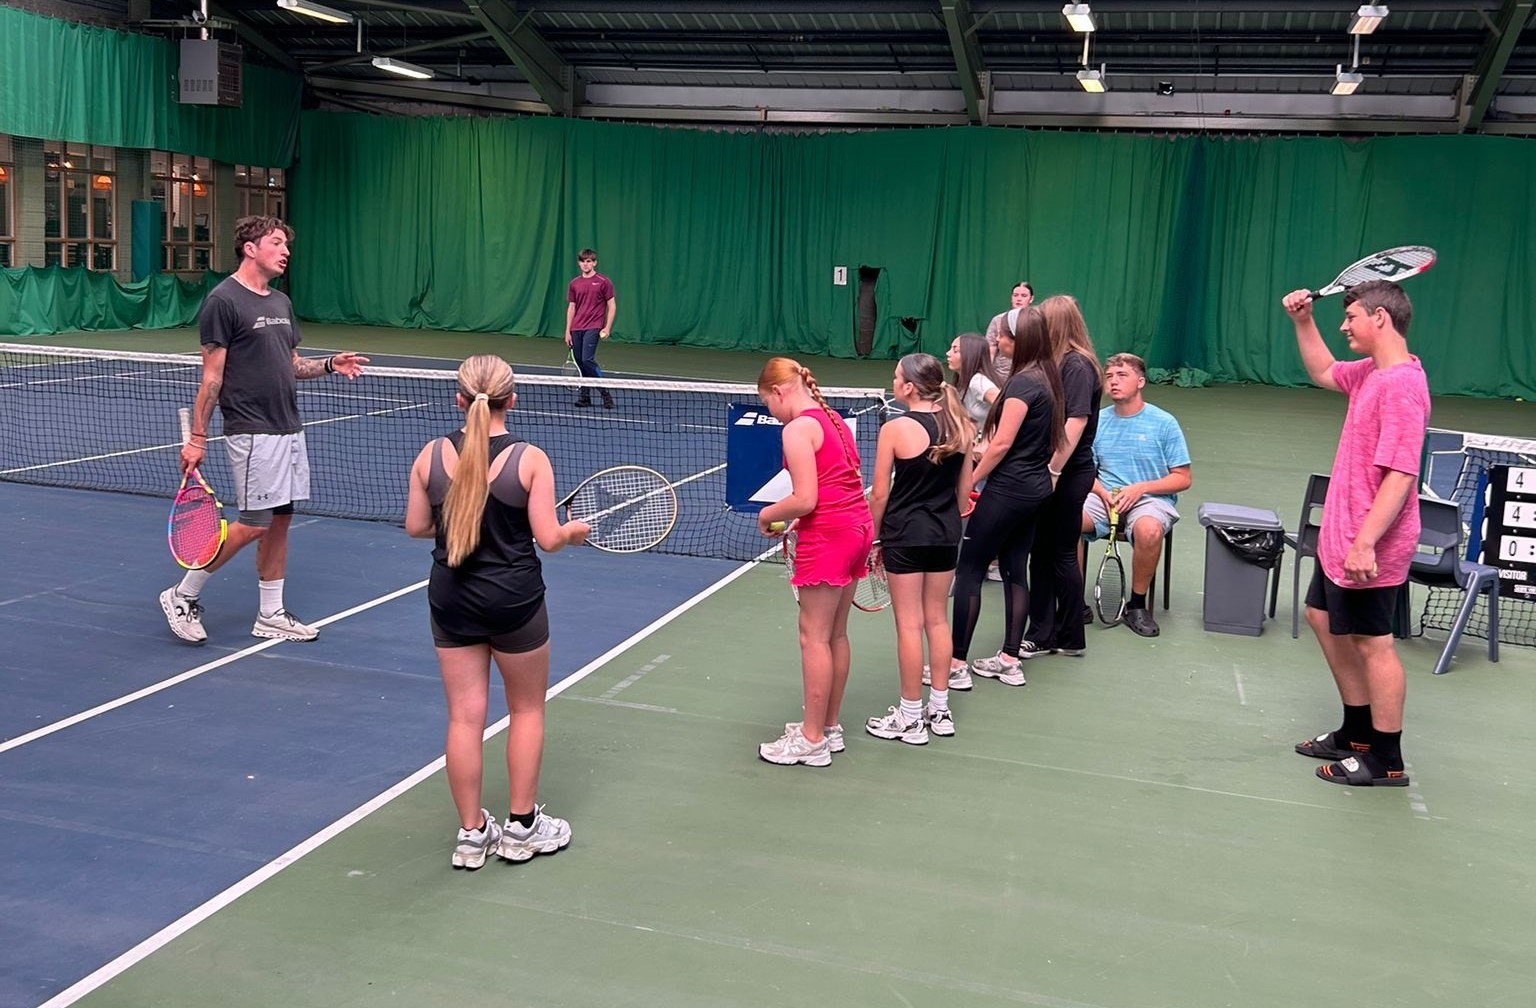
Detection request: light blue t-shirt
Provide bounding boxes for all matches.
[1091,402,1191,504]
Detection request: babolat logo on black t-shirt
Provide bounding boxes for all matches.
[252,315,292,330]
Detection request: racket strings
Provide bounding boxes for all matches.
[170,488,223,567]
[567,469,677,552]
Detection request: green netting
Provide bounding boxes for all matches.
[0,267,221,335]
[289,114,1536,399]
[0,7,301,167]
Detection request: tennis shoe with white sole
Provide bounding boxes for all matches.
[785,721,845,753]
[451,809,502,870]
[920,664,974,691]
[759,728,832,767]
[865,706,929,745]
[497,806,571,862]
[159,587,207,643]
[252,609,319,641]
[925,706,956,737]
[971,652,1027,686]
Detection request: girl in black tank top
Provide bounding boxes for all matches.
[404,355,589,871]
[865,354,974,746]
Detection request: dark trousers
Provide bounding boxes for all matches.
[1025,461,1096,651]
[951,488,1045,660]
[571,328,609,402]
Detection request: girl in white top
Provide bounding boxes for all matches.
[946,332,1001,429]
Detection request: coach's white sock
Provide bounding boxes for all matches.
[258,579,285,618]
[176,569,213,599]
[928,687,949,712]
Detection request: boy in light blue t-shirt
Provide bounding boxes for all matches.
[1080,353,1193,637]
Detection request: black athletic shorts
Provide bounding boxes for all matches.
[430,600,550,653]
[1305,566,1402,638]
[881,543,959,575]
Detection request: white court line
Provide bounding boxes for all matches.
[0,581,427,755]
[34,553,769,1008]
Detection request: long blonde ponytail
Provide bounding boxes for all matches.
[442,355,515,567]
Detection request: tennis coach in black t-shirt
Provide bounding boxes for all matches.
[160,216,368,645]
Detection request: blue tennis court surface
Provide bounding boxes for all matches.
[0,481,739,1008]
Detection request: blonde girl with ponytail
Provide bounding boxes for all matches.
[755,356,874,767]
[405,354,589,868]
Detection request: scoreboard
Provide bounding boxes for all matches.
[1486,465,1536,601]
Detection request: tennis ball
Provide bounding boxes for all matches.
[769,521,786,533]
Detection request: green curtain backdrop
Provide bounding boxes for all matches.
[0,7,301,167]
[0,267,220,335]
[283,113,1534,400]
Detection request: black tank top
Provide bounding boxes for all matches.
[425,432,544,631]
[880,412,965,548]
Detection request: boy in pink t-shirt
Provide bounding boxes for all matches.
[1282,280,1430,787]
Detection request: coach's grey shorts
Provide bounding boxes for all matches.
[1083,492,1179,543]
[226,431,310,517]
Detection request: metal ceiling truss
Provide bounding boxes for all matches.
[1460,0,1535,129]
[464,0,582,115]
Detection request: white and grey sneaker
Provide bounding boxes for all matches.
[926,706,956,737]
[252,609,319,641]
[971,651,1027,687]
[497,805,571,862]
[759,727,832,767]
[784,721,845,753]
[159,587,207,643]
[865,706,929,745]
[451,809,502,870]
[920,664,974,691]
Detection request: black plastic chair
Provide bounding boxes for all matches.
[1274,473,1329,638]
[1397,496,1500,676]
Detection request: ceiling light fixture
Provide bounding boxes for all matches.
[372,56,434,79]
[1077,66,1107,93]
[277,0,354,24]
[1348,4,1389,35]
[1062,4,1096,33]
[1331,66,1363,95]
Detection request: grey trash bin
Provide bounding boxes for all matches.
[1198,502,1285,636]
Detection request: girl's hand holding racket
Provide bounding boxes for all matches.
[762,517,790,538]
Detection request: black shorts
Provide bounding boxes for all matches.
[1305,567,1402,638]
[430,600,550,653]
[882,543,959,575]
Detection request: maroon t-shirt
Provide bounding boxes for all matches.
[568,272,614,331]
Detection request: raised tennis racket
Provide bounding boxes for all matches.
[561,347,580,377]
[168,407,227,570]
[559,465,677,554]
[1094,505,1126,627]
[1308,245,1436,300]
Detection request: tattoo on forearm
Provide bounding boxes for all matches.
[293,357,329,380]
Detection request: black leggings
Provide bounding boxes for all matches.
[1026,461,1096,650]
[951,488,1046,660]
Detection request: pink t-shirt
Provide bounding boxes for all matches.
[793,407,870,534]
[1319,356,1431,588]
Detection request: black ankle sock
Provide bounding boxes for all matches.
[1340,704,1373,744]
[1129,591,1147,609]
[508,809,536,829]
[1369,729,1404,771]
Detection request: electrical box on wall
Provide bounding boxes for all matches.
[179,40,243,107]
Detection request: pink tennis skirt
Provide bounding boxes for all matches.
[791,521,875,589]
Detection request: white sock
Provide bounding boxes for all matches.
[177,569,213,599]
[899,696,923,721]
[258,579,285,618]
[929,688,949,712]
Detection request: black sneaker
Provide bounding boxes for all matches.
[1123,607,1160,637]
[1081,603,1094,625]
[573,397,592,408]
[601,395,615,410]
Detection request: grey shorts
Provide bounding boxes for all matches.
[226,431,310,519]
[1083,492,1178,543]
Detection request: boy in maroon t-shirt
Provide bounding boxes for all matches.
[1282,280,1431,787]
[565,248,617,408]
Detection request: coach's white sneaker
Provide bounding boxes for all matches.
[159,587,207,643]
[252,609,320,641]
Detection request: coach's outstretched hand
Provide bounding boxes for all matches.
[331,351,369,379]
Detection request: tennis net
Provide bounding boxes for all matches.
[0,343,893,562]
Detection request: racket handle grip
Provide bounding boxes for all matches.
[178,407,192,445]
